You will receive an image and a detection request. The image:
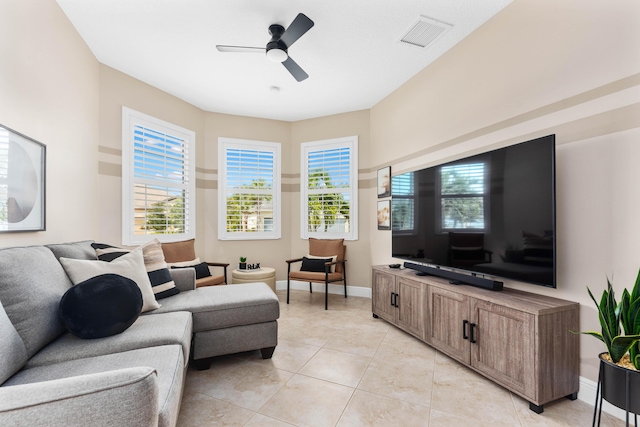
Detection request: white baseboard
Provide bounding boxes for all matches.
[578,375,631,422]
[276,280,372,298]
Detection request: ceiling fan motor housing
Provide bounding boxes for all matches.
[216,14,314,81]
[266,24,288,62]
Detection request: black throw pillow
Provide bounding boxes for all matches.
[300,256,332,273]
[59,274,143,339]
[171,262,212,280]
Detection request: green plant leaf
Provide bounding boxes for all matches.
[574,330,605,343]
[610,334,640,363]
[629,297,640,335]
[607,279,621,328]
[588,286,614,351]
[631,345,640,370]
[634,352,640,371]
[621,289,632,335]
[632,269,640,303]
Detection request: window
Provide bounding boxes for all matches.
[301,136,358,240]
[122,107,196,245]
[438,161,487,232]
[391,172,415,234]
[218,138,281,240]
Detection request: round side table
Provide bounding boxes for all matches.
[231,267,276,293]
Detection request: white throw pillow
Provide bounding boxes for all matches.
[60,249,160,313]
[305,254,338,273]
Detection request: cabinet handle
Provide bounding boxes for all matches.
[463,320,469,340]
[470,323,477,344]
[395,293,399,308]
[390,292,395,306]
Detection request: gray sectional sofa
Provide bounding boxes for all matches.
[0,241,279,427]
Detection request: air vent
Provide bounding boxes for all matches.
[399,16,452,48]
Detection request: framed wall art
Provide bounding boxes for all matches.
[377,166,391,198]
[0,124,46,232]
[377,200,391,230]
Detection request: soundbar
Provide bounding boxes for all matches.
[403,262,503,291]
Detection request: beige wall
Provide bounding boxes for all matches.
[202,113,291,279]
[3,0,640,384]
[0,0,99,246]
[97,64,206,250]
[95,63,369,281]
[370,0,640,382]
[291,110,371,287]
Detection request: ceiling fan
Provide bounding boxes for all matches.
[216,13,314,82]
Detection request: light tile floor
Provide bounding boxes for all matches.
[177,290,625,426]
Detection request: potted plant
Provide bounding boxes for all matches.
[579,270,640,416]
[239,257,247,270]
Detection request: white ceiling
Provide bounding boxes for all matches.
[56,0,512,122]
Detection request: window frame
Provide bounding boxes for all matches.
[218,137,281,241]
[391,171,417,236]
[300,136,358,241]
[121,107,196,246]
[436,160,490,234]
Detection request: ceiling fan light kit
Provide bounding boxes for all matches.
[216,13,314,82]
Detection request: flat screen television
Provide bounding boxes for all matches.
[391,135,556,288]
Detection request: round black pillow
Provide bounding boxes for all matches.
[60,273,143,339]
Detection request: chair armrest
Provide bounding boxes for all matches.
[286,258,304,264]
[0,367,158,427]
[206,261,229,284]
[325,259,346,273]
[169,267,196,292]
[206,262,230,268]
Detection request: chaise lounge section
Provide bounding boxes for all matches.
[0,240,279,427]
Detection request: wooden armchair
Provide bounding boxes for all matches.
[286,238,347,310]
[161,239,229,287]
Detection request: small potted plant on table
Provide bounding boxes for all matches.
[239,257,247,270]
[578,270,640,425]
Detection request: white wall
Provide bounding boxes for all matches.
[2,0,640,386]
[0,0,100,246]
[369,0,640,382]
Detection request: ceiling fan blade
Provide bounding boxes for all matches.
[216,45,265,53]
[282,57,309,82]
[280,13,314,48]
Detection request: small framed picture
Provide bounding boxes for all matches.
[377,166,391,198]
[377,200,391,230]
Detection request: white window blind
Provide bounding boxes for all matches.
[391,172,415,233]
[301,136,358,240]
[218,138,281,240]
[122,107,195,245]
[439,162,487,231]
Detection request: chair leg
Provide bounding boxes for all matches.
[286,262,291,304]
[309,282,312,293]
[343,264,348,298]
[325,277,329,310]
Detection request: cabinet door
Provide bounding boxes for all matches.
[396,277,425,339]
[372,270,396,324]
[470,299,535,399]
[428,286,470,364]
